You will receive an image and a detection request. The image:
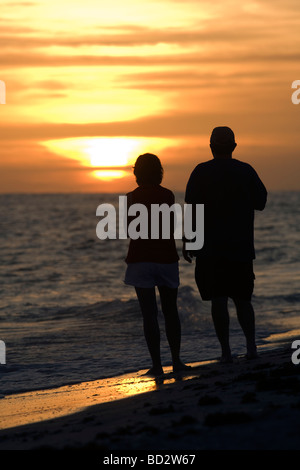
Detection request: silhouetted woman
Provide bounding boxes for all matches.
[124,153,189,376]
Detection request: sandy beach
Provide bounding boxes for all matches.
[0,342,299,454]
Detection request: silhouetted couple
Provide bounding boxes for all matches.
[124,127,267,375]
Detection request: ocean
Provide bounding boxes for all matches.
[0,191,299,395]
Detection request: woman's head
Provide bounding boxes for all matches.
[133,153,163,186]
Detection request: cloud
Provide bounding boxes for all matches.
[0,25,275,49]
[1,1,37,5]
[33,80,69,90]
[117,69,276,92]
[0,106,294,143]
[1,15,297,54]
[0,114,208,140]
[1,51,299,68]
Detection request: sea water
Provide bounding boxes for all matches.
[0,191,299,394]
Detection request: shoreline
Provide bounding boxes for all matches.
[2,325,299,398]
[0,356,224,432]
[0,342,299,450]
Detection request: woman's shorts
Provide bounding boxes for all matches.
[195,257,255,301]
[124,262,179,289]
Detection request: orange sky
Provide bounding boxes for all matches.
[0,0,299,193]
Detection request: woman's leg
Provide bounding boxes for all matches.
[158,285,191,372]
[135,287,163,375]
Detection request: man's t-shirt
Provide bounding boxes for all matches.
[185,158,267,261]
[125,184,179,264]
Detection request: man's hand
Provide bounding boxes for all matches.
[182,242,193,263]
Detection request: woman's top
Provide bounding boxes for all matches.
[125,184,179,264]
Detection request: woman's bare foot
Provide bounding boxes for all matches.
[246,343,258,360]
[220,354,233,364]
[220,346,233,364]
[173,360,192,373]
[144,366,164,377]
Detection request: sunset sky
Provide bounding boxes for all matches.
[0,0,299,193]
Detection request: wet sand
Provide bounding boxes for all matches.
[0,362,206,431]
[0,343,300,451]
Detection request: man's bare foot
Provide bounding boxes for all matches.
[144,366,164,377]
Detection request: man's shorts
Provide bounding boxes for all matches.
[195,257,255,301]
[124,262,180,289]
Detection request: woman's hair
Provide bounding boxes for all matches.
[133,153,163,186]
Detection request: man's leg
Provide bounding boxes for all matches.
[232,298,257,359]
[135,287,163,375]
[211,297,232,363]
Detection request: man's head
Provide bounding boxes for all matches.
[210,126,237,158]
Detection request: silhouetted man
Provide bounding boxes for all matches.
[183,126,267,362]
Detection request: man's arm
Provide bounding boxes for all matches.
[250,167,267,211]
[183,167,200,262]
[185,166,199,205]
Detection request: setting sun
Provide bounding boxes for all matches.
[41,136,175,182]
[92,170,127,181]
[87,138,138,167]
[42,137,138,167]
